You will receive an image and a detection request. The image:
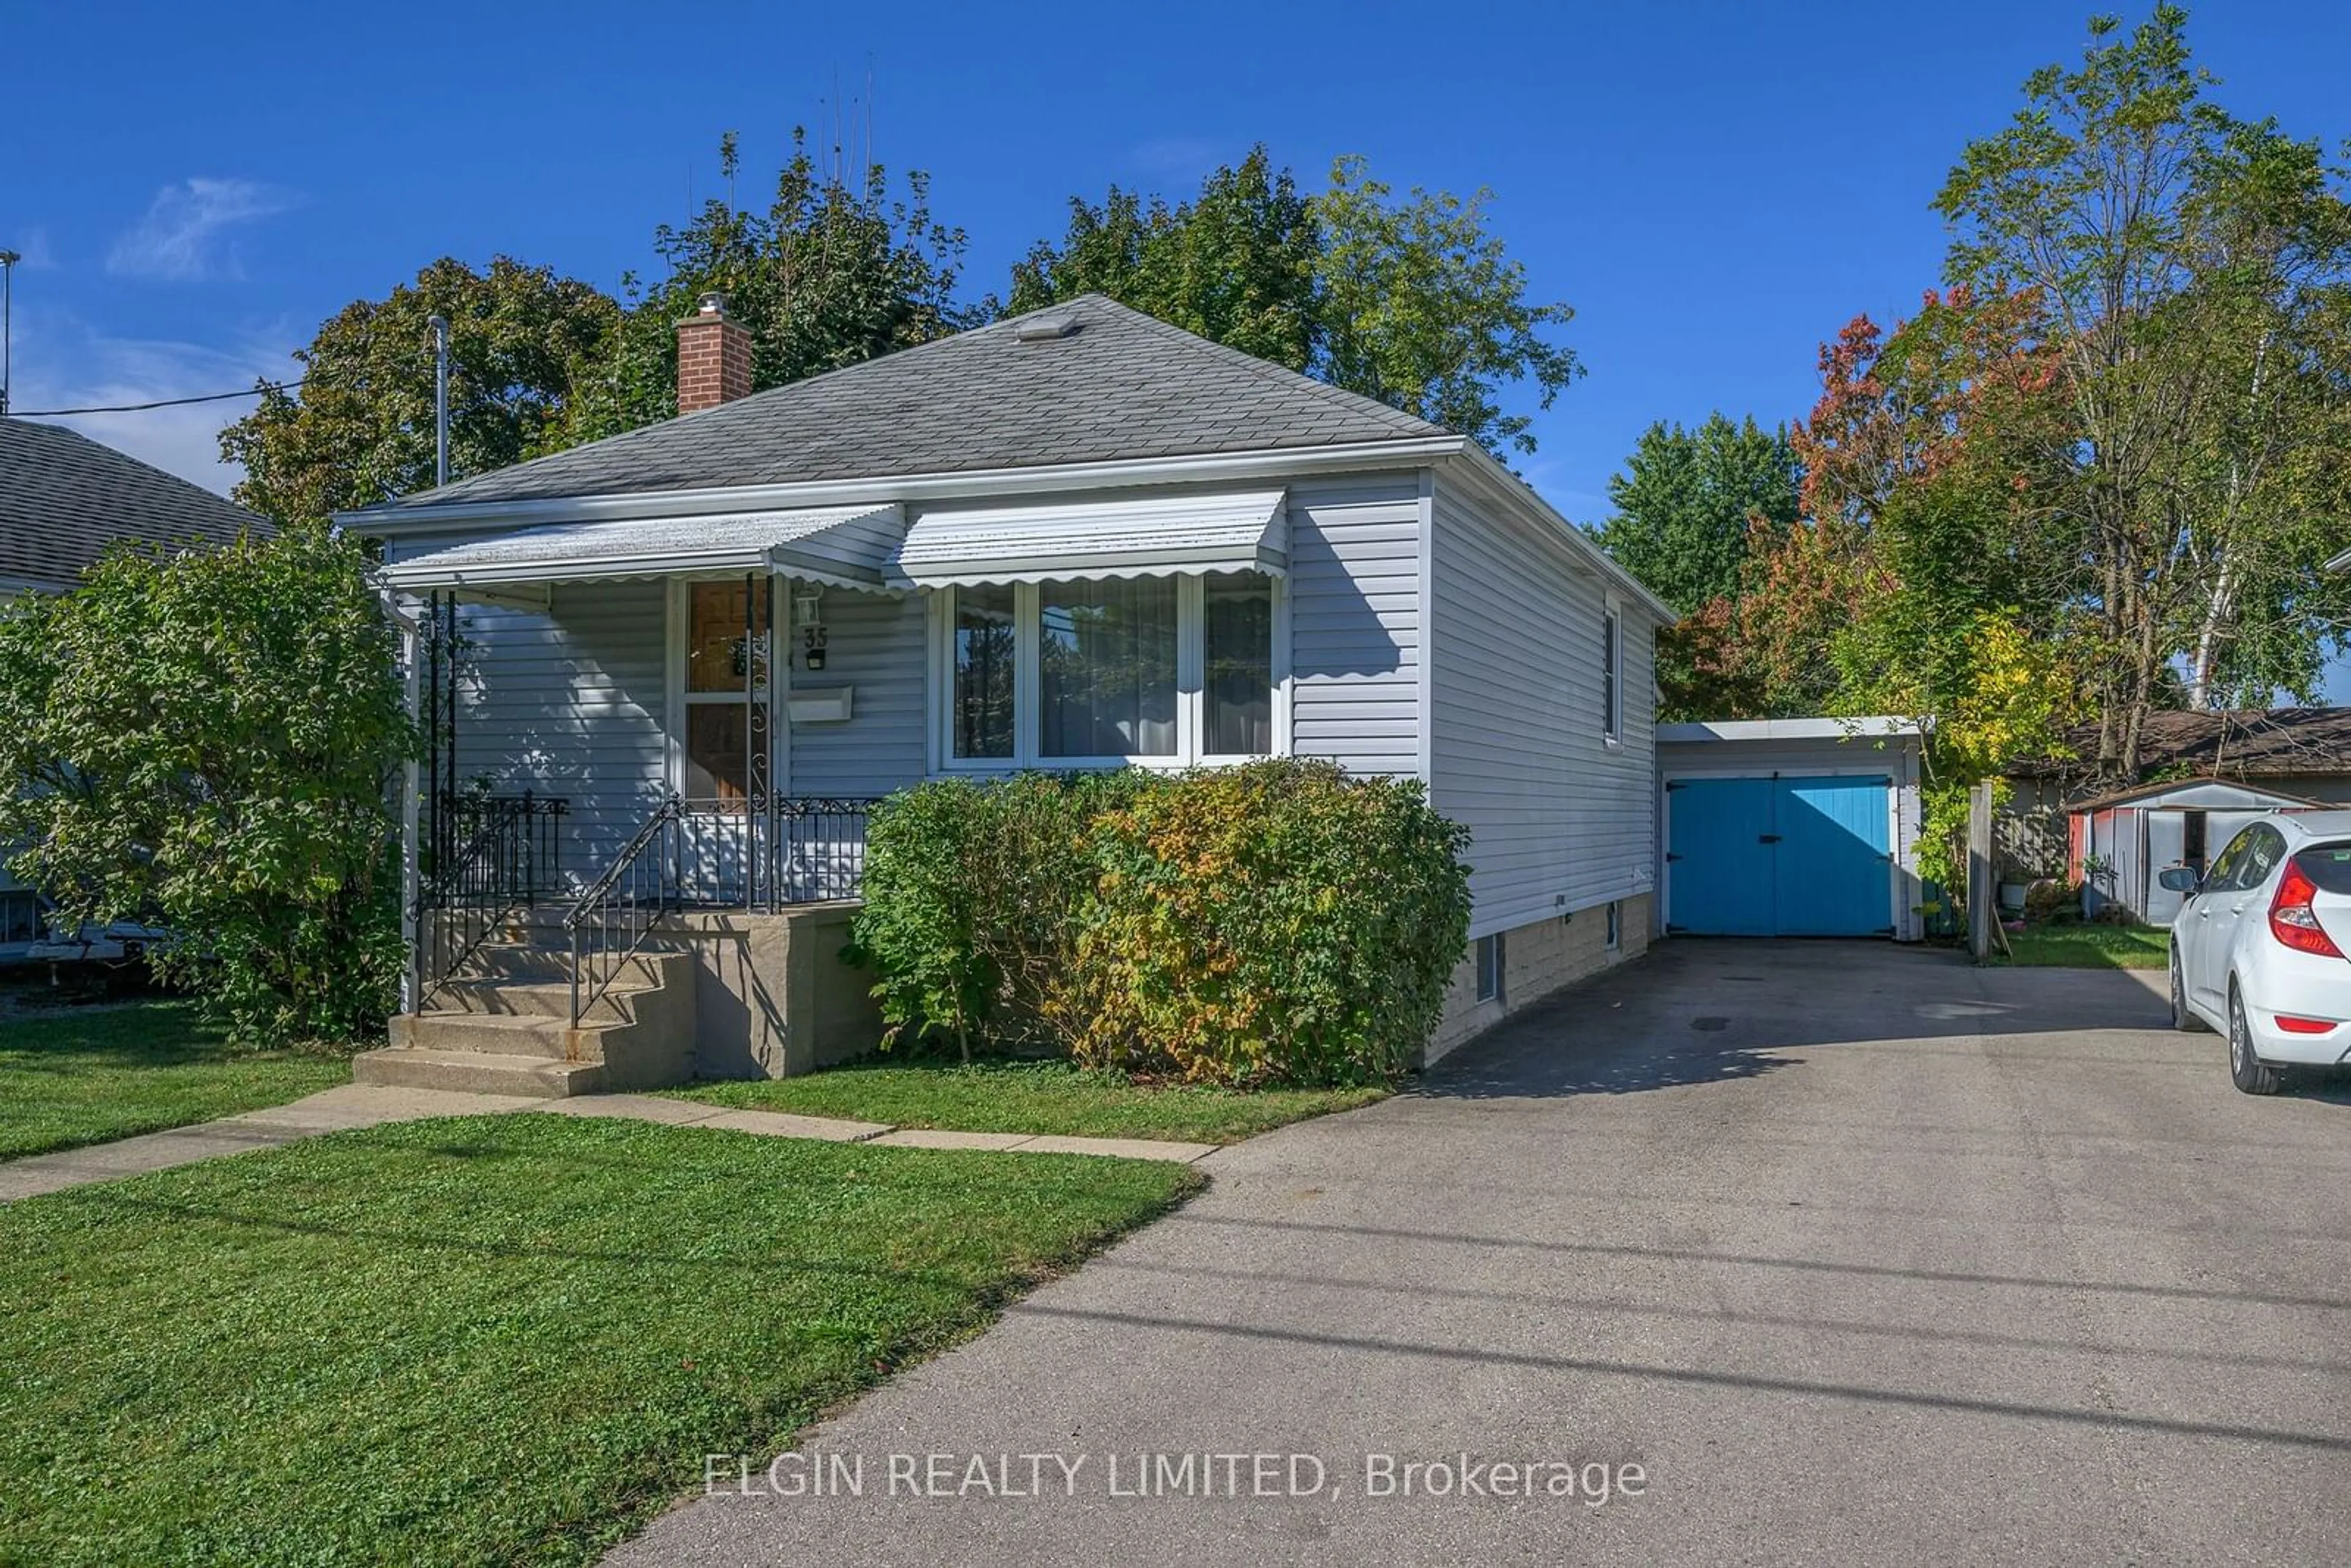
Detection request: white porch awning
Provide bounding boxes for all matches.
[380,505,906,594]
[887,489,1288,588]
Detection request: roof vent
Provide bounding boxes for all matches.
[1014,312,1079,343]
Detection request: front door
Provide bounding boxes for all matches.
[679,577,776,904]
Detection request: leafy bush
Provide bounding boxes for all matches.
[850,760,1471,1087]
[850,770,1152,1058]
[1074,760,1470,1086]
[0,527,413,1045]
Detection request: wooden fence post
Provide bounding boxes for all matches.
[1967,779,1995,961]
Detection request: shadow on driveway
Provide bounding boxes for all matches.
[1412,936,2276,1102]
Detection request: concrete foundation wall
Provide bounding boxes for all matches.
[1427,893,1652,1065]
[653,904,883,1079]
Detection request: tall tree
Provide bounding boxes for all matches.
[1935,3,2351,769]
[1016,151,1581,457]
[564,130,974,442]
[221,257,618,523]
[1592,413,1801,613]
[0,528,412,1043]
[1008,146,1318,370]
[1313,156,1582,455]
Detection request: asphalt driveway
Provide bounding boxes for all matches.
[610,940,2351,1566]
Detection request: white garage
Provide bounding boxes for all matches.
[1657,718,1928,942]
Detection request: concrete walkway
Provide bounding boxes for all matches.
[0,1085,1217,1202]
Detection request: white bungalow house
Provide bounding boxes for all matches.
[343,293,1671,1093]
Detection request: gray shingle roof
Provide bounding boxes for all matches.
[1,419,263,593]
[2010,707,2351,784]
[383,294,1445,511]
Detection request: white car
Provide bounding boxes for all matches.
[2162,811,2351,1094]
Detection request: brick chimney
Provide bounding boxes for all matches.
[676,291,752,414]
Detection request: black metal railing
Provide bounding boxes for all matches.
[563,795,686,1031]
[416,792,568,1008]
[561,795,874,1027]
[670,796,872,907]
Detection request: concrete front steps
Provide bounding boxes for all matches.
[354,946,697,1099]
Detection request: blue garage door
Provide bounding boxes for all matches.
[1668,775,1892,937]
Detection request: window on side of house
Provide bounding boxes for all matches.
[0,891,40,944]
[942,572,1278,767]
[1601,606,1622,743]
[1605,899,1621,950]
[1475,932,1504,1002]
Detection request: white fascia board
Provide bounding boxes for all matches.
[1657,715,1928,743]
[336,436,1466,539]
[1438,445,1679,625]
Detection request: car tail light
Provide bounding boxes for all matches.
[2268,860,2345,958]
[2274,1015,2339,1034]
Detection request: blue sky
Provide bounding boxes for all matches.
[4,1,2347,688]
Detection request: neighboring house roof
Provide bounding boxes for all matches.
[1657,715,1925,745]
[369,294,1443,513]
[2011,707,2351,784]
[0,419,263,595]
[2064,776,2329,814]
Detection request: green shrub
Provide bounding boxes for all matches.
[850,770,1157,1057]
[1074,760,1470,1086]
[0,527,411,1046]
[849,760,1471,1087]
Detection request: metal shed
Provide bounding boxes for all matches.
[1657,717,1928,941]
[2068,778,2322,925]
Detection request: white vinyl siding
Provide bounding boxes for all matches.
[451,580,669,887]
[788,588,929,798]
[1286,475,1422,777]
[1427,476,1660,937]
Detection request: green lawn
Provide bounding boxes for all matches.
[668,1056,1390,1144]
[0,1113,1197,1566]
[2001,923,2172,969]
[0,1000,350,1161]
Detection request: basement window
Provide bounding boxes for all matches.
[1475,932,1504,1003]
[1605,901,1622,951]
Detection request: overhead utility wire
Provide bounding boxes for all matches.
[9,379,305,418]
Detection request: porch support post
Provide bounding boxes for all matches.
[398,597,422,1015]
[743,572,761,912]
[442,594,459,868]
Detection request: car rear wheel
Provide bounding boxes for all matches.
[2170,950,2208,1032]
[2228,982,2284,1096]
